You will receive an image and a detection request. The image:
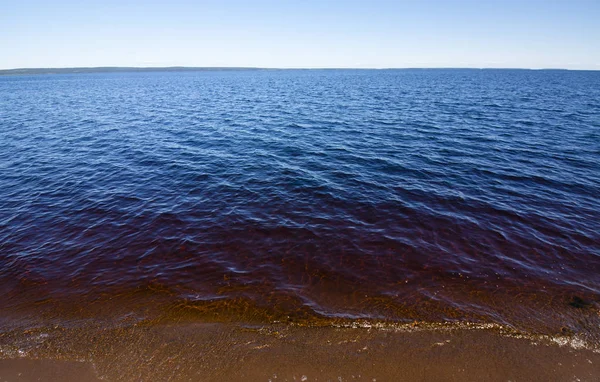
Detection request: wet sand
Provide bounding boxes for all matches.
[1,322,599,381]
[0,359,102,382]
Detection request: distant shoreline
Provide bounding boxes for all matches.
[0,67,267,76]
[0,66,588,76]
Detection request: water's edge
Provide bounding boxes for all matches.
[1,319,599,381]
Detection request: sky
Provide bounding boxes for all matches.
[1,0,599,70]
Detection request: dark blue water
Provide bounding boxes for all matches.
[1,69,599,336]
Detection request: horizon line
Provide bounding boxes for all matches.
[1,66,598,75]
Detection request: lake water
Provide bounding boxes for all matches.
[1,69,599,346]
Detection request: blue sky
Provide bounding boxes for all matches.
[1,0,598,69]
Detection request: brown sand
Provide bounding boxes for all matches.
[0,359,102,382]
[0,322,599,381]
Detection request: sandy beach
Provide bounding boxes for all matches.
[1,321,599,381]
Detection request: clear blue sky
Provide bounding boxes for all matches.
[1,0,598,69]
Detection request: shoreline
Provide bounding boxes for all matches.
[1,321,599,381]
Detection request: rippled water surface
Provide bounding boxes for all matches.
[1,69,599,337]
